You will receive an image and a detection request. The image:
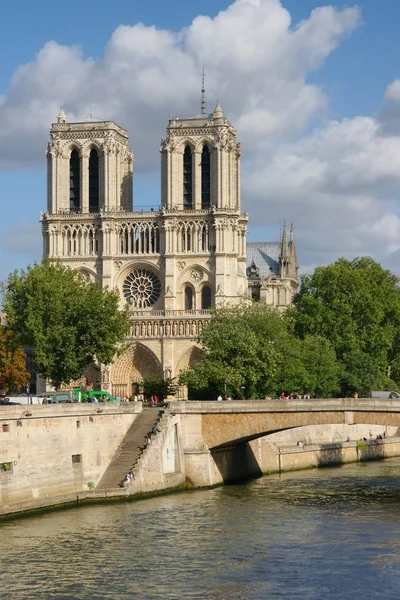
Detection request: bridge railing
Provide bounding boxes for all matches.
[168,398,400,414]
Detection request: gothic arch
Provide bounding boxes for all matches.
[176,263,211,287]
[176,346,203,375]
[76,268,97,283]
[195,137,215,153]
[182,283,195,310]
[60,223,99,257]
[111,343,162,398]
[82,141,102,158]
[200,283,213,309]
[65,143,83,159]
[177,138,196,153]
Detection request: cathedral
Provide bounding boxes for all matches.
[41,100,298,397]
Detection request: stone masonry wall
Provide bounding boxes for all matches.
[0,404,140,515]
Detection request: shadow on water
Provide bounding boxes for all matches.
[211,442,263,484]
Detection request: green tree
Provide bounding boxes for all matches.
[293,257,400,395]
[340,349,388,397]
[141,377,177,401]
[1,260,131,389]
[180,303,283,399]
[301,335,340,398]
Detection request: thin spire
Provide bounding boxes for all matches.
[289,221,299,270]
[281,220,289,257]
[280,220,289,278]
[201,68,206,115]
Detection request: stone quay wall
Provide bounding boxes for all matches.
[201,436,400,487]
[2,400,400,518]
[0,403,140,516]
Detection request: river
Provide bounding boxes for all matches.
[1,459,400,600]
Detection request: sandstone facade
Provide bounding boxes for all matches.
[41,103,298,396]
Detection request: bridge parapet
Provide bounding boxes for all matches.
[169,398,400,415]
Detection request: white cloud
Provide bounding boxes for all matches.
[5,0,400,273]
[385,79,400,102]
[0,0,361,171]
[244,110,400,269]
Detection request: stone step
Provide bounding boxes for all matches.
[96,408,163,490]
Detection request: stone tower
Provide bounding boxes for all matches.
[41,103,249,396]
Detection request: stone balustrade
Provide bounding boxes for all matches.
[129,311,211,339]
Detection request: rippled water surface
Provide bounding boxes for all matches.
[2,459,400,599]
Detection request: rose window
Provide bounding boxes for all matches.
[122,269,161,308]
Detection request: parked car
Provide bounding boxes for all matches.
[0,398,21,405]
[370,391,400,399]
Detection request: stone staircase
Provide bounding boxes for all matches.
[96,407,163,490]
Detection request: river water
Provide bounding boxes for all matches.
[1,459,400,600]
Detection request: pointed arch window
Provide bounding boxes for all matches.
[183,146,193,210]
[70,150,81,212]
[201,285,212,310]
[185,286,194,311]
[89,149,99,213]
[201,145,211,209]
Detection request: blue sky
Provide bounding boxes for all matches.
[1,0,400,280]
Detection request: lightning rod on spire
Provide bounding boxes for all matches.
[201,68,206,115]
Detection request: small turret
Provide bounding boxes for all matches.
[213,101,224,119]
[57,108,66,124]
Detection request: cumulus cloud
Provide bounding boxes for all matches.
[0,0,361,171]
[244,109,400,269]
[4,0,399,272]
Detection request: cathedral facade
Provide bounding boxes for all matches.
[41,103,298,397]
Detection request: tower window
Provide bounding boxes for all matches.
[201,286,212,310]
[185,286,194,311]
[70,150,81,212]
[183,146,193,210]
[89,149,99,213]
[201,145,211,209]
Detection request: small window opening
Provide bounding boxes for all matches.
[70,150,81,212]
[185,286,194,311]
[89,149,99,213]
[2,424,10,433]
[201,286,212,310]
[72,454,82,464]
[183,146,193,209]
[201,145,211,209]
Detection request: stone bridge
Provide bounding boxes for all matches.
[168,398,400,486]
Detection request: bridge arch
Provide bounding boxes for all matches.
[170,399,400,449]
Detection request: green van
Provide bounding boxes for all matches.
[81,390,118,403]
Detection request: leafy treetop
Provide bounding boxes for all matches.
[1,260,131,389]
